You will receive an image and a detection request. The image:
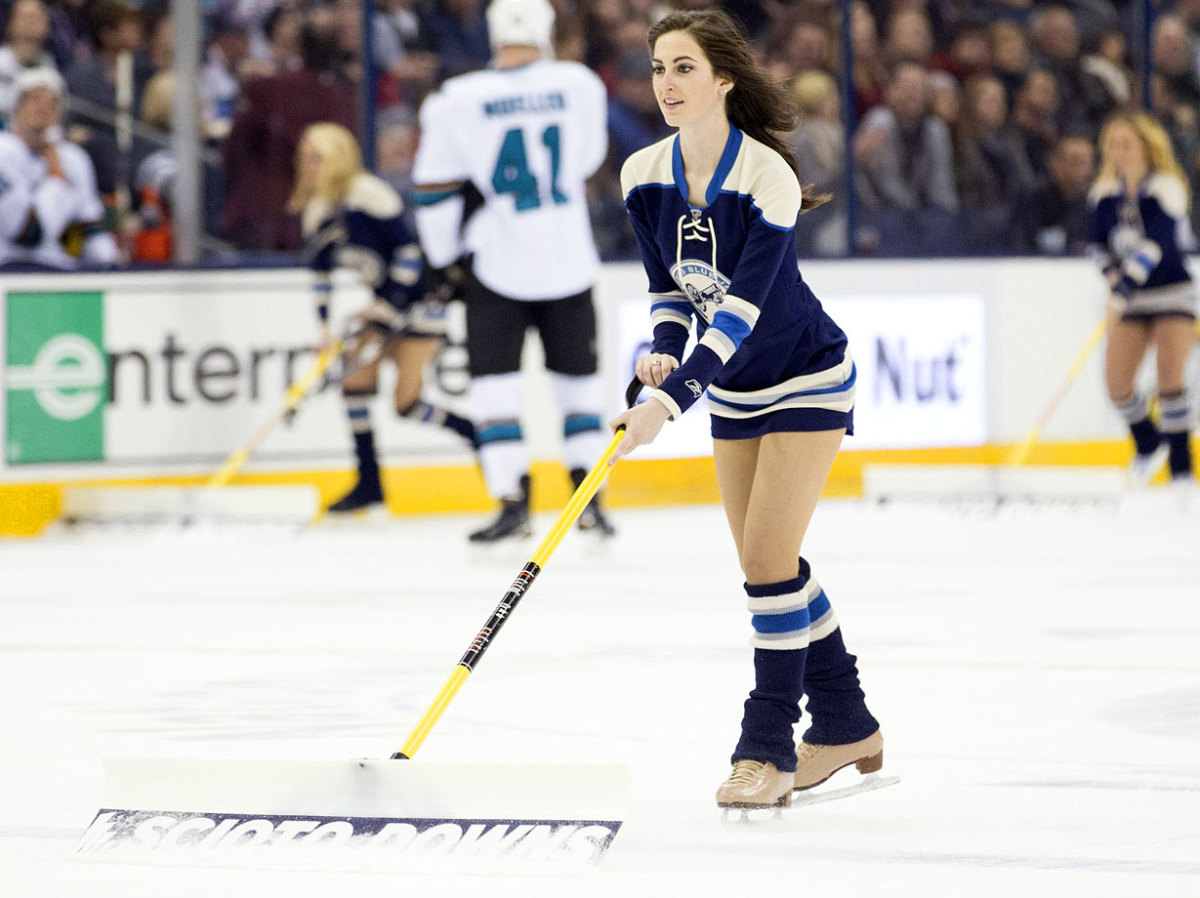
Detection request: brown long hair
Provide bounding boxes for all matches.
[648,9,830,211]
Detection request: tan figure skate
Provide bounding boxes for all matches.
[794,729,884,790]
[715,759,794,810]
[789,729,899,809]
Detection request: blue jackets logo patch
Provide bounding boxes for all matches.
[669,260,729,324]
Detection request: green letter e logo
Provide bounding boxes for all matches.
[5,291,106,464]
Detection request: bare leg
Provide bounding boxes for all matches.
[1153,316,1198,477]
[1104,313,1152,403]
[713,430,844,585]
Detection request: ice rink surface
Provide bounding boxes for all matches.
[2,493,1199,897]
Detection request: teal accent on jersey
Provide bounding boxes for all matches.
[412,189,459,207]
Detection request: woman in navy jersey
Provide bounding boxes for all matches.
[609,9,884,810]
[1089,111,1197,488]
[290,123,476,513]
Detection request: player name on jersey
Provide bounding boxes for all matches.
[483,91,566,117]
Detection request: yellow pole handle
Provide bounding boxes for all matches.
[531,428,626,567]
[393,427,627,759]
[1007,318,1107,467]
[396,665,471,760]
[206,341,342,487]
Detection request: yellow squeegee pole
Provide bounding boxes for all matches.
[206,341,342,487]
[1007,317,1107,467]
[396,664,472,760]
[531,429,626,567]
[393,427,627,760]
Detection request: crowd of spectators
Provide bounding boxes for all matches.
[3,0,1200,265]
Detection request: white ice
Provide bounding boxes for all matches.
[2,495,1199,897]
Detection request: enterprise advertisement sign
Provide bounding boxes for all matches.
[2,274,472,468]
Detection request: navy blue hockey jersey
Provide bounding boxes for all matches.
[1088,173,1192,291]
[621,128,853,428]
[303,173,424,316]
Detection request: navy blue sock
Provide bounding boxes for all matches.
[1166,430,1192,477]
[802,626,879,745]
[732,646,806,772]
[352,430,380,488]
[441,409,477,446]
[1130,417,1160,456]
[400,400,477,447]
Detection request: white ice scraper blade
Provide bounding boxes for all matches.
[61,485,320,527]
[78,756,631,871]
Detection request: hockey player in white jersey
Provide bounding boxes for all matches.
[0,67,118,270]
[412,0,616,541]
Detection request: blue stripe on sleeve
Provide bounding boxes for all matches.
[711,309,753,346]
[651,299,694,316]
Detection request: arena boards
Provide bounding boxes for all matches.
[59,484,321,527]
[55,345,340,528]
[861,463,1128,506]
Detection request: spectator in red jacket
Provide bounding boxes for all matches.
[220,15,356,251]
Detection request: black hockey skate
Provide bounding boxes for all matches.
[577,501,616,536]
[327,477,384,513]
[570,468,616,537]
[469,475,532,542]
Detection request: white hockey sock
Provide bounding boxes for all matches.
[471,373,529,499]
[550,372,608,473]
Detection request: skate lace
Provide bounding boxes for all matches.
[727,759,766,785]
[795,742,822,765]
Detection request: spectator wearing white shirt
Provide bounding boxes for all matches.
[0,67,120,270]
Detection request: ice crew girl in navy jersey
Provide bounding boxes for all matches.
[609,9,885,810]
[290,123,476,513]
[1089,111,1197,488]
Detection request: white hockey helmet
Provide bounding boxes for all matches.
[487,0,555,52]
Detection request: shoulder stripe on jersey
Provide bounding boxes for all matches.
[732,137,802,228]
[1087,176,1120,206]
[1144,173,1189,219]
[345,174,402,218]
[620,135,678,199]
